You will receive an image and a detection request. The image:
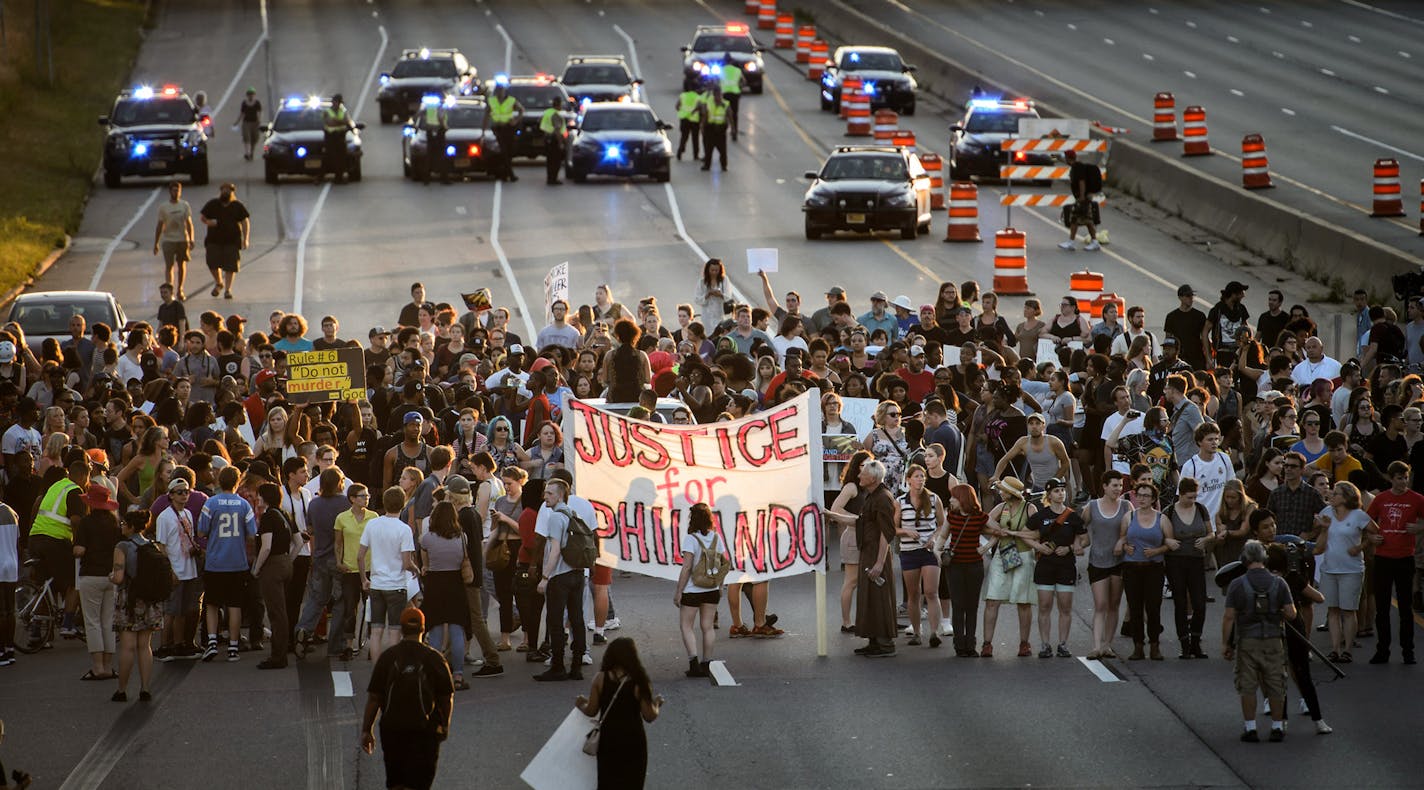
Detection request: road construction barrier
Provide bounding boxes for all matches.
[1069,270,1104,314]
[758,0,776,29]
[795,26,814,63]
[1371,159,1405,217]
[1093,121,1129,135]
[1001,139,1108,153]
[839,75,861,119]
[1241,134,1272,190]
[775,14,794,48]
[944,182,982,242]
[1091,292,1125,320]
[993,229,1031,295]
[873,109,898,141]
[1182,106,1209,156]
[808,40,828,81]
[891,130,916,152]
[745,0,759,15]
[1152,92,1178,142]
[998,194,1106,206]
[921,153,945,210]
[999,166,1108,180]
[846,90,872,136]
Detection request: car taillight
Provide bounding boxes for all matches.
[1013,151,1027,162]
[468,144,481,156]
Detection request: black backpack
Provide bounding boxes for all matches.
[128,537,175,607]
[382,646,438,733]
[1082,164,1103,194]
[558,506,599,570]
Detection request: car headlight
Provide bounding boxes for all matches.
[885,190,915,208]
[805,191,832,208]
[745,62,758,73]
[658,138,672,153]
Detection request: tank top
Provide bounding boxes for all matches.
[1085,499,1125,569]
[1167,503,1209,558]
[608,345,641,402]
[1125,509,1165,563]
[393,441,430,475]
[1048,315,1083,341]
[1023,437,1059,488]
[897,492,938,552]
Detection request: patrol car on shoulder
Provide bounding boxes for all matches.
[483,74,575,159]
[401,96,501,181]
[566,103,672,184]
[376,48,479,123]
[262,97,366,184]
[948,97,1052,180]
[819,46,918,115]
[98,85,210,188]
[561,55,643,108]
[802,145,933,240]
[680,23,764,93]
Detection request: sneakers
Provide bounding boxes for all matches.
[865,646,896,658]
[227,647,240,663]
[907,636,922,647]
[604,616,622,631]
[751,624,785,638]
[1240,730,1259,742]
[0,650,14,667]
[1299,697,1310,716]
[1315,720,1334,735]
[1268,728,1284,742]
[472,665,504,679]
[1084,240,1101,251]
[592,633,607,645]
[1057,643,1072,658]
[938,619,953,637]
[533,668,568,682]
[1058,240,1076,250]
[154,645,173,662]
[929,634,942,649]
[202,642,219,662]
[1039,643,1053,658]
[1017,641,1033,657]
[293,629,311,660]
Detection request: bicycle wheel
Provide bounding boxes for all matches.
[354,592,370,653]
[14,581,55,654]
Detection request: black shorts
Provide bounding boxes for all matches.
[28,534,75,594]
[1087,564,1121,585]
[680,590,721,607]
[1033,559,1076,588]
[380,729,441,790]
[206,244,241,273]
[203,570,250,609]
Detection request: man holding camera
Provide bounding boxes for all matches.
[1221,540,1296,742]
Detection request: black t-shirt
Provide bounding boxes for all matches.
[366,639,455,735]
[1069,161,1102,196]
[1370,322,1407,363]
[939,327,978,349]
[259,509,293,556]
[1147,358,1192,402]
[238,98,263,123]
[156,300,187,331]
[217,352,243,380]
[1163,308,1209,369]
[1032,506,1086,568]
[200,198,250,247]
[1256,310,1290,349]
[341,427,379,487]
[74,512,121,577]
[1206,301,1250,349]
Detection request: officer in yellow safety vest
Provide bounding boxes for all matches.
[674,84,704,161]
[538,97,569,185]
[718,61,745,141]
[484,80,525,183]
[419,98,450,184]
[30,457,92,638]
[322,94,355,183]
[699,83,730,173]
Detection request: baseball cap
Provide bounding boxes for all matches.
[1044,477,1067,491]
[908,345,925,357]
[445,474,471,494]
[255,368,279,385]
[369,326,391,338]
[0,341,14,363]
[403,411,424,424]
[1222,281,1249,295]
[508,344,525,355]
[86,448,110,468]
[1161,336,1179,347]
[168,477,191,492]
[1177,284,1195,298]
[1026,412,1045,423]
[529,357,554,373]
[870,291,888,302]
[826,286,847,297]
[399,606,425,633]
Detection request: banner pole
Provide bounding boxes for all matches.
[816,566,827,657]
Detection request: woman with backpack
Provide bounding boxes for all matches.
[675,503,726,678]
[109,510,166,702]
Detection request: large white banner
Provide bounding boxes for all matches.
[564,392,825,583]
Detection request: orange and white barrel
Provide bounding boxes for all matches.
[758,0,776,30]
[993,229,1031,295]
[891,129,916,152]
[1091,292,1125,321]
[795,26,815,63]
[839,75,861,119]
[1152,92,1178,142]
[774,14,794,48]
[745,0,759,15]
[1241,134,1272,189]
[846,90,872,136]
[1371,158,1405,217]
[921,153,945,210]
[872,109,898,141]
[1069,270,1104,314]
[944,182,982,242]
[808,40,828,81]
[1182,105,1209,156]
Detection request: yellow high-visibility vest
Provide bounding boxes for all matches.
[489,94,517,124]
[720,64,743,95]
[677,90,703,121]
[31,478,80,541]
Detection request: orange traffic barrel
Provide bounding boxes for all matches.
[808,40,829,81]
[1069,270,1104,314]
[993,229,1031,295]
[839,75,861,119]
[1182,106,1209,156]
[873,109,898,141]
[745,0,759,15]
[1091,292,1125,320]
[1152,92,1178,142]
[1241,134,1272,189]
[891,129,916,152]
[775,14,794,48]
[758,0,776,29]
[795,26,815,63]
[1371,158,1405,217]
[846,91,872,136]
[944,182,982,242]
[921,153,945,210]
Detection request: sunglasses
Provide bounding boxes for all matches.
[885,411,901,417]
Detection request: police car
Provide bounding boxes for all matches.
[401,96,501,181]
[262,97,366,184]
[680,23,765,93]
[565,103,672,183]
[948,97,1051,180]
[98,85,210,188]
[561,55,643,108]
[376,48,479,124]
[483,74,575,159]
[802,146,933,240]
[819,46,918,115]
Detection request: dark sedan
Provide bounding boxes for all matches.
[402,98,501,181]
[566,103,672,183]
[262,98,366,183]
[803,146,932,240]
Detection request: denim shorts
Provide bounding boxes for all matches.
[899,548,938,572]
[368,589,409,626]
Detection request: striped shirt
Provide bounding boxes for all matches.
[942,511,988,564]
[898,493,940,552]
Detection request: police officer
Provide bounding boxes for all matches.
[322,94,355,184]
[718,61,746,141]
[699,83,730,173]
[674,83,703,161]
[420,97,450,184]
[485,79,525,182]
[538,97,568,185]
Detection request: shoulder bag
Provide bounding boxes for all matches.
[484,511,512,572]
[583,677,628,756]
[460,534,475,585]
[997,501,1027,573]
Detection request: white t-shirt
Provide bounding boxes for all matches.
[1319,506,1370,575]
[0,504,18,584]
[155,506,199,581]
[360,515,415,590]
[1101,411,1146,474]
[1,424,41,463]
[156,200,192,242]
[1291,356,1342,387]
[681,531,724,593]
[1179,451,1235,518]
[535,494,597,578]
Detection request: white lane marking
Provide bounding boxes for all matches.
[1401,51,1413,58]
[490,181,537,339]
[1339,0,1424,25]
[494,24,513,72]
[1282,107,1296,115]
[1259,5,1271,12]
[611,24,642,77]
[1078,656,1122,682]
[1185,20,1197,28]
[1149,7,1159,14]
[1230,88,1245,96]
[455,205,467,215]
[708,660,738,686]
[1331,125,1424,163]
[292,22,387,314]
[211,0,270,117]
[1067,23,1077,31]
[1301,19,1313,27]
[1184,70,1197,78]
[1142,53,1154,61]
[1227,35,1239,43]
[1320,67,1336,76]
[1273,50,1285,58]
[1348,35,1361,42]
[1103,37,1115,45]
[332,670,353,697]
[91,188,160,290]
[663,184,750,306]
[1374,86,1390,94]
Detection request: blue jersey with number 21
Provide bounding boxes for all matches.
[198,492,258,572]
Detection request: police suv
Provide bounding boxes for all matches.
[561,55,643,108]
[819,46,918,115]
[262,97,366,184]
[680,23,765,93]
[98,85,210,188]
[376,48,479,123]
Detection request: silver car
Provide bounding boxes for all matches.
[3,290,128,355]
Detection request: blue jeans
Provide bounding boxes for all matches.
[427,623,467,673]
[295,556,346,655]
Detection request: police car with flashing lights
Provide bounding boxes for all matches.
[401,96,501,181]
[680,23,765,93]
[561,55,643,108]
[376,48,479,123]
[98,85,210,188]
[565,103,672,184]
[482,74,576,158]
[819,46,917,115]
[802,145,933,240]
[262,97,367,184]
[948,97,1052,180]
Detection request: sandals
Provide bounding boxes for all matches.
[210,285,222,297]
[1339,651,1353,664]
[840,625,855,633]
[1326,651,1340,662]
[453,677,470,691]
[728,625,751,638]
[81,670,114,681]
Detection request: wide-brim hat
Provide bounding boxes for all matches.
[993,477,1028,500]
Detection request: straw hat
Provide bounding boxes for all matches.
[992,477,1028,501]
